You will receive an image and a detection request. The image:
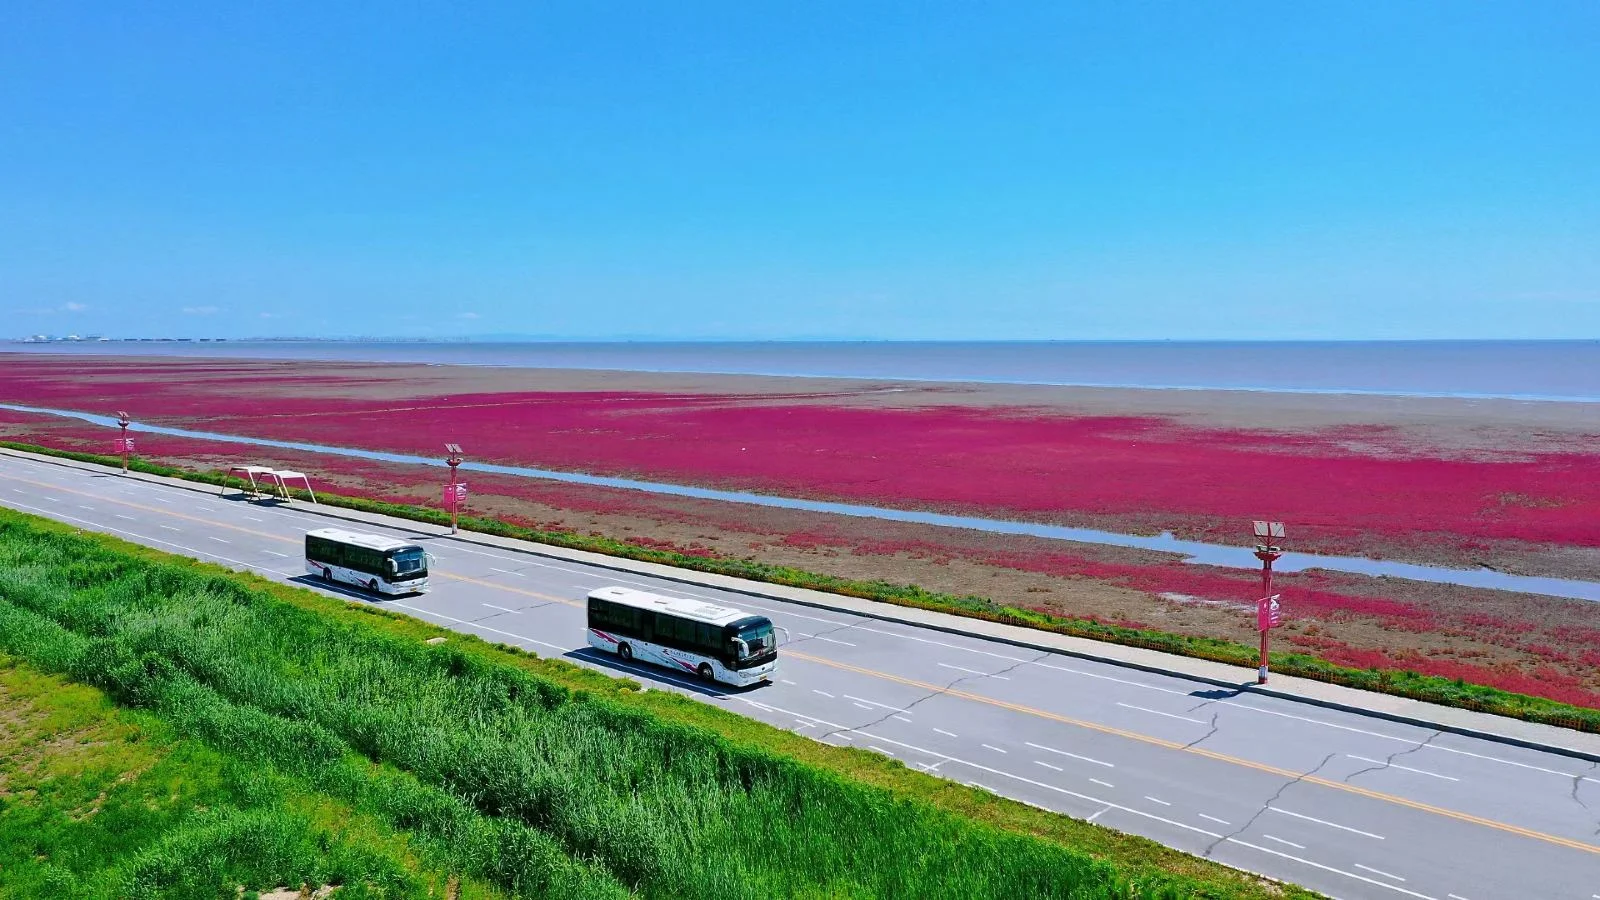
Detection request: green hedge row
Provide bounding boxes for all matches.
[6,439,1596,735]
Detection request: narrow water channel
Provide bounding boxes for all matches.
[6,401,1599,602]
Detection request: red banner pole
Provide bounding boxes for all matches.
[118,416,130,474]
[448,461,459,534]
[1257,552,1275,684]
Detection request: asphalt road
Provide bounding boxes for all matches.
[2,453,1598,900]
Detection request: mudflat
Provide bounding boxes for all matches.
[4,351,1600,711]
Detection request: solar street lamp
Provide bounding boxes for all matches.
[444,444,465,534]
[1251,521,1286,684]
[116,411,131,474]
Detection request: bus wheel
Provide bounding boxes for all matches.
[322,567,332,581]
[697,663,715,683]
[367,579,378,592]
[618,644,633,662]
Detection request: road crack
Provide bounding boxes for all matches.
[1183,710,1221,750]
[1572,760,1600,838]
[1341,729,1441,784]
[781,619,861,650]
[1202,752,1338,858]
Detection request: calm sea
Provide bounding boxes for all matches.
[7,340,1600,402]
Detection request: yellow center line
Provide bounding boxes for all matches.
[786,650,1600,855]
[6,468,1599,857]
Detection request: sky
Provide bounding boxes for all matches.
[2,2,1598,341]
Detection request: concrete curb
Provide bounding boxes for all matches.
[8,445,1600,764]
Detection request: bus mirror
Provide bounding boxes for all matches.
[774,626,792,648]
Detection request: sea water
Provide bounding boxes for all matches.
[7,339,1600,402]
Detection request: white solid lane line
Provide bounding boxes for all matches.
[489,567,526,578]
[160,524,181,531]
[1089,778,1114,789]
[115,514,136,520]
[0,499,295,580]
[933,728,959,738]
[1261,834,1304,850]
[209,537,231,543]
[1025,741,1114,768]
[937,662,1010,680]
[812,690,835,698]
[1355,863,1406,882]
[386,601,566,653]
[1117,702,1207,724]
[844,694,910,713]
[1144,796,1172,807]
[14,464,1600,876]
[1268,807,1385,840]
[981,744,1007,754]
[853,702,874,711]
[482,603,520,614]
[1418,743,1591,781]
[1348,755,1460,782]
[1199,813,1230,825]
[262,550,289,558]
[1229,839,1438,900]
[29,467,1594,789]
[1034,760,1063,772]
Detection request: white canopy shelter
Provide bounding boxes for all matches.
[220,466,318,503]
[221,465,277,498]
[269,470,317,504]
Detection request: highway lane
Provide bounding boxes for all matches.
[2,453,1598,900]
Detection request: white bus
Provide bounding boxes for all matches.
[586,586,777,687]
[305,528,430,595]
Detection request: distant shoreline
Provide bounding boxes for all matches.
[5,339,1600,404]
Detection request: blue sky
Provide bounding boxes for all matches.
[2,2,1597,340]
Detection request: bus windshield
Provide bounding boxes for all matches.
[734,619,775,658]
[389,548,427,577]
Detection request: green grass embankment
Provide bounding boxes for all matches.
[8,439,1595,735]
[0,505,1317,899]
[0,651,518,899]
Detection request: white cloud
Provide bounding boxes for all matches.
[259,312,279,319]
[457,312,481,320]
[63,302,87,312]
[182,306,220,315]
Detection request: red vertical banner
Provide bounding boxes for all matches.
[443,482,468,510]
[113,438,135,454]
[1257,594,1281,631]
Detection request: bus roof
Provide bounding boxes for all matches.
[305,528,421,554]
[586,586,760,628]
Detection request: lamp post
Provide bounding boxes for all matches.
[116,411,131,474]
[1251,520,1285,684]
[444,444,464,534]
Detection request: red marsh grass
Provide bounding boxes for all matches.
[5,355,1600,711]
